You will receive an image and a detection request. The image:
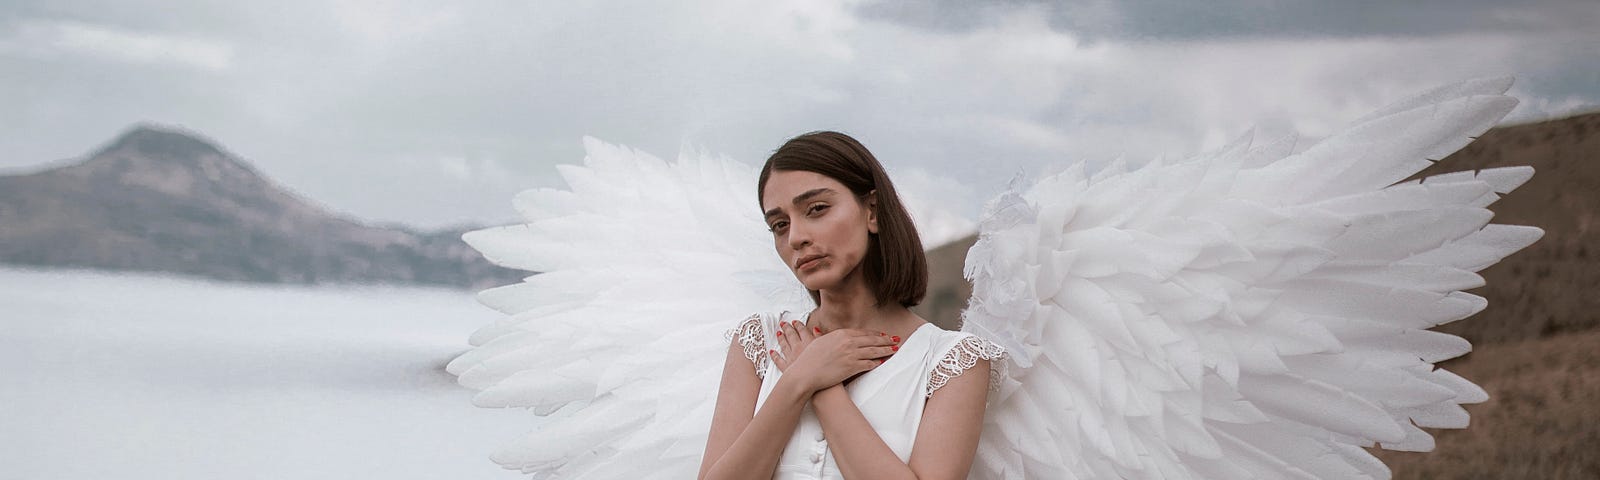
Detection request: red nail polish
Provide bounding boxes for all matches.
[814,327,821,334]
[892,345,899,352]
[776,330,783,337]
[891,336,900,343]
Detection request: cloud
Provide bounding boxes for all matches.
[330,1,462,44]
[1510,94,1600,124]
[857,0,1600,41]
[0,0,1595,231]
[887,166,978,249]
[0,19,233,71]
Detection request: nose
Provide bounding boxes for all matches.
[788,218,812,251]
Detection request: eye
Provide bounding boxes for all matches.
[807,204,830,215]
[768,220,789,233]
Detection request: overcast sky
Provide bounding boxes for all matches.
[3,0,1597,243]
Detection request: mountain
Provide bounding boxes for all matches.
[914,111,1600,343]
[0,124,525,289]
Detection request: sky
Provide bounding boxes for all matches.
[3,0,1597,241]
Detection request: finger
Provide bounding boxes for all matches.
[842,329,898,344]
[780,322,799,352]
[797,321,817,342]
[867,345,896,358]
[776,322,792,352]
[849,345,896,360]
[784,320,803,343]
[769,348,787,372]
[849,334,899,348]
[791,326,811,350]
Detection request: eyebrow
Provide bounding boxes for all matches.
[764,188,835,219]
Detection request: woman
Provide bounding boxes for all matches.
[698,131,1006,480]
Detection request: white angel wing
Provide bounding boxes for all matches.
[447,138,810,478]
[962,77,1543,480]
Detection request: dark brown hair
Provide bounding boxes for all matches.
[758,131,928,308]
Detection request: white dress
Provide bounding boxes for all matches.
[728,310,1007,480]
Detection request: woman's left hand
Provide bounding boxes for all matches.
[772,321,897,388]
[771,320,822,373]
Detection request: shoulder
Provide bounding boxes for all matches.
[722,311,794,344]
[722,311,797,380]
[924,331,1008,399]
[723,312,766,344]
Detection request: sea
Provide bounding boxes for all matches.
[0,267,534,479]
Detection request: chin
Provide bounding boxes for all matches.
[796,266,843,292]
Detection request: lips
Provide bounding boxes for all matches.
[796,254,826,270]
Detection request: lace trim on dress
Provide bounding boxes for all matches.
[926,335,1008,398]
[723,314,770,380]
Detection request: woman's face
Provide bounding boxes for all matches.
[761,169,878,293]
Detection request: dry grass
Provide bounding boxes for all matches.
[1374,329,1600,479]
[1416,112,1600,345]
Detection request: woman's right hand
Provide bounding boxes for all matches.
[771,324,899,393]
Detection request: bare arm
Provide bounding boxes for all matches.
[698,337,813,480]
[812,359,990,480]
[704,320,896,479]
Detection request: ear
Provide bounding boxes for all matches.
[866,189,879,234]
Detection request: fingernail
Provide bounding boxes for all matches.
[776,330,783,337]
[814,327,821,334]
[892,345,899,352]
[891,336,900,343]
[877,358,885,364]
[878,332,886,336]
[769,349,777,356]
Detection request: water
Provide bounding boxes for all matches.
[0,267,533,479]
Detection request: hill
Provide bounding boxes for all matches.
[1408,112,1600,344]
[0,124,524,289]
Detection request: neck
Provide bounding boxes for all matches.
[813,271,907,332]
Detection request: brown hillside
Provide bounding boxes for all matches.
[1372,328,1600,478]
[912,234,977,331]
[1409,112,1600,344]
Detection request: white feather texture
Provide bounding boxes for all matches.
[448,138,811,477]
[453,78,1542,479]
[961,77,1542,479]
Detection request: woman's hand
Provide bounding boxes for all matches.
[770,321,899,393]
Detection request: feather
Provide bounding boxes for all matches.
[450,139,810,477]
[965,77,1541,479]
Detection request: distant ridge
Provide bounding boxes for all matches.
[0,124,524,289]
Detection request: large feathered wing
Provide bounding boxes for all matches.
[447,138,811,478]
[961,77,1543,480]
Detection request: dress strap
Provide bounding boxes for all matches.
[925,333,1008,398]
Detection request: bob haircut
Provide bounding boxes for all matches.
[757,131,928,308]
